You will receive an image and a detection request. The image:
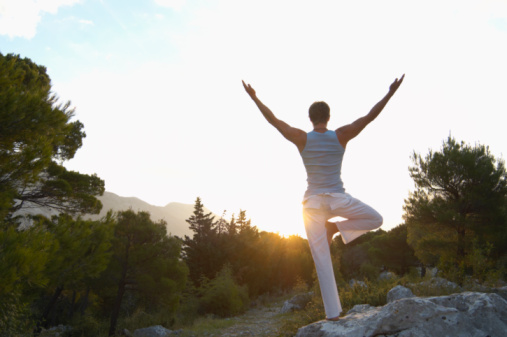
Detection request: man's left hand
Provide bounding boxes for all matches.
[242,80,257,99]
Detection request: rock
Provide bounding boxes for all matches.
[379,271,396,280]
[133,325,174,337]
[386,285,415,303]
[281,292,313,313]
[295,292,507,337]
[346,304,373,314]
[496,286,507,301]
[122,328,134,337]
[428,277,461,290]
[348,279,367,288]
[39,325,72,337]
[408,277,462,292]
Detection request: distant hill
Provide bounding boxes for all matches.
[86,191,215,238]
[12,191,215,238]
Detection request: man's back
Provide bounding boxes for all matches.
[301,130,345,198]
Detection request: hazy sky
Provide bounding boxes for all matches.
[1,0,506,237]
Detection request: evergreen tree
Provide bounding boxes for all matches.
[36,214,114,328]
[105,210,187,336]
[182,197,224,286]
[367,224,419,275]
[0,53,104,221]
[0,221,53,335]
[404,137,507,281]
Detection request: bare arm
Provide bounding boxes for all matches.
[242,80,306,152]
[336,74,405,148]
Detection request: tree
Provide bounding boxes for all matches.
[367,224,419,275]
[105,210,187,336]
[403,137,507,281]
[36,214,114,328]
[0,53,104,221]
[0,222,53,335]
[182,197,224,286]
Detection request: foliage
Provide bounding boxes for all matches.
[0,290,33,337]
[0,53,104,221]
[177,315,236,337]
[199,265,249,317]
[336,225,418,281]
[404,137,507,283]
[101,210,187,336]
[279,278,399,337]
[35,214,114,328]
[179,199,315,322]
[0,222,53,335]
[182,198,224,286]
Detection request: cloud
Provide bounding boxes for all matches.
[154,0,186,11]
[78,18,93,25]
[0,0,80,39]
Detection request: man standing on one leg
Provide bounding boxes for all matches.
[242,75,404,320]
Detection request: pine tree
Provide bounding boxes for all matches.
[404,137,507,282]
[37,214,114,328]
[0,53,104,221]
[182,197,224,286]
[105,210,187,336]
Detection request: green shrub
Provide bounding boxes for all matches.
[359,263,380,281]
[120,308,175,334]
[0,291,33,337]
[199,265,249,317]
[64,314,107,337]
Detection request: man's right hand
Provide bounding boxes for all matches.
[388,74,405,96]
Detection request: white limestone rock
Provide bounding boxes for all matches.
[295,292,507,337]
[133,325,174,337]
[386,285,415,303]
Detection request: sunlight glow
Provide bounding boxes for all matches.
[2,0,505,238]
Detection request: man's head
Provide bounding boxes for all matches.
[309,101,330,125]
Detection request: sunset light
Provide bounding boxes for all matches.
[2,0,505,238]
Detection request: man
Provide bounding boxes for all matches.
[242,74,404,320]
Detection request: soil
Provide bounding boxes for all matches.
[207,298,289,337]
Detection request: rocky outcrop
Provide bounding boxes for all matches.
[379,271,396,280]
[348,279,367,288]
[296,292,507,337]
[409,277,461,292]
[131,325,182,337]
[281,292,313,314]
[386,285,414,303]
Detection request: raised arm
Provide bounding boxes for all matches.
[336,74,405,148]
[242,80,306,152]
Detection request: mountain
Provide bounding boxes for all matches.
[86,192,211,238]
[13,191,211,237]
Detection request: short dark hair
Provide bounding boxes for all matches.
[309,101,330,125]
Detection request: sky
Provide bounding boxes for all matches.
[1,0,506,237]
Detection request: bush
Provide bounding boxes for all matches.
[121,308,175,334]
[64,314,107,337]
[199,265,249,317]
[0,290,33,337]
[359,263,380,281]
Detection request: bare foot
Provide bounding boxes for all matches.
[326,316,340,321]
[325,221,339,246]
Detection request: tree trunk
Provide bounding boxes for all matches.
[80,286,90,316]
[69,290,76,320]
[109,243,130,337]
[108,279,126,336]
[456,225,466,285]
[41,285,64,328]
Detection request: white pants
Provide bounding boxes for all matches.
[302,193,383,319]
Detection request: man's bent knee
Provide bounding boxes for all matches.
[373,213,383,229]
